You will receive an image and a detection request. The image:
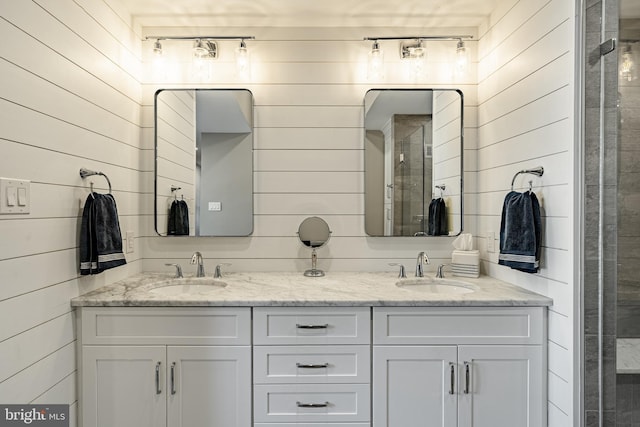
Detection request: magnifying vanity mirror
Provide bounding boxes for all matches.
[297,217,332,277]
[364,89,464,237]
[154,89,253,237]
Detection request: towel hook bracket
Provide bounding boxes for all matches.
[510,167,544,191]
[80,168,112,194]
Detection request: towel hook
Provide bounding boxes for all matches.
[171,185,181,201]
[80,168,112,194]
[435,184,446,198]
[510,167,544,191]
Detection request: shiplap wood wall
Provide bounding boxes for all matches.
[0,0,142,424]
[476,0,576,425]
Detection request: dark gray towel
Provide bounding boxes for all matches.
[80,193,127,275]
[168,200,189,235]
[428,198,448,236]
[498,191,541,273]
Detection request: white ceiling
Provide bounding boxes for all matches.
[118,0,504,28]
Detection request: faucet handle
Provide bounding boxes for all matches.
[165,263,183,278]
[436,264,447,279]
[214,263,232,278]
[389,263,407,279]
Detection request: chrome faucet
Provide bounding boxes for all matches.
[415,251,430,277]
[190,252,205,277]
[436,264,446,279]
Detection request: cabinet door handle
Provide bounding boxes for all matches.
[464,361,470,394]
[296,363,329,369]
[155,362,162,395]
[449,363,455,395]
[296,323,329,329]
[296,401,330,408]
[170,362,177,395]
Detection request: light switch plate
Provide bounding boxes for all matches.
[0,178,30,214]
[208,202,221,211]
[126,231,134,254]
[487,231,495,253]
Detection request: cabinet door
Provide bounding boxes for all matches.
[457,345,545,427]
[373,346,458,427]
[82,346,166,427]
[167,346,251,427]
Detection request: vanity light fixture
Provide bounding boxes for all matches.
[455,39,470,76]
[235,39,251,78]
[145,35,255,80]
[153,39,163,56]
[193,39,217,59]
[367,40,385,80]
[364,35,473,80]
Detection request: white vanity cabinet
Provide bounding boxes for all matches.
[77,307,252,427]
[373,307,547,427]
[252,307,371,427]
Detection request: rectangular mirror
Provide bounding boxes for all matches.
[364,89,463,237]
[154,89,254,236]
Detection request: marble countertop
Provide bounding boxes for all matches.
[71,271,552,307]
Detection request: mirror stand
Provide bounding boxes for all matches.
[304,249,325,277]
[297,216,331,277]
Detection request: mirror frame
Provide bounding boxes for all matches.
[363,88,464,237]
[154,88,254,237]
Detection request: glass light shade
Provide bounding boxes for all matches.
[455,41,469,76]
[236,42,251,78]
[368,42,384,80]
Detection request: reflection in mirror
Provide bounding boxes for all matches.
[298,217,332,277]
[364,89,463,237]
[155,89,253,236]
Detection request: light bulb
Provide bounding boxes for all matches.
[455,40,469,76]
[236,40,251,79]
[368,41,384,80]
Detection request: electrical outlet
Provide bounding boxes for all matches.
[126,231,134,254]
[486,231,495,253]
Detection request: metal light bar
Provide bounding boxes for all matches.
[364,35,473,42]
[145,36,255,41]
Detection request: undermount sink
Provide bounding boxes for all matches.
[148,277,227,296]
[395,278,477,294]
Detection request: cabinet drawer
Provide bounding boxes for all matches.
[253,307,371,345]
[81,307,251,345]
[254,345,370,384]
[254,384,370,423]
[374,307,545,345]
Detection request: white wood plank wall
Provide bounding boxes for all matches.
[476,0,576,425]
[0,0,143,424]
[139,26,480,273]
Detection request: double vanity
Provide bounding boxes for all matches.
[72,272,551,427]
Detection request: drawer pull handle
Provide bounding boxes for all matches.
[464,361,470,394]
[296,363,329,369]
[296,401,330,408]
[296,323,329,329]
[155,362,161,395]
[170,362,177,395]
[449,362,455,395]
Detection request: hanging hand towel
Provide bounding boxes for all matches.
[428,198,448,236]
[498,191,541,273]
[168,199,189,235]
[80,193,127,275]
